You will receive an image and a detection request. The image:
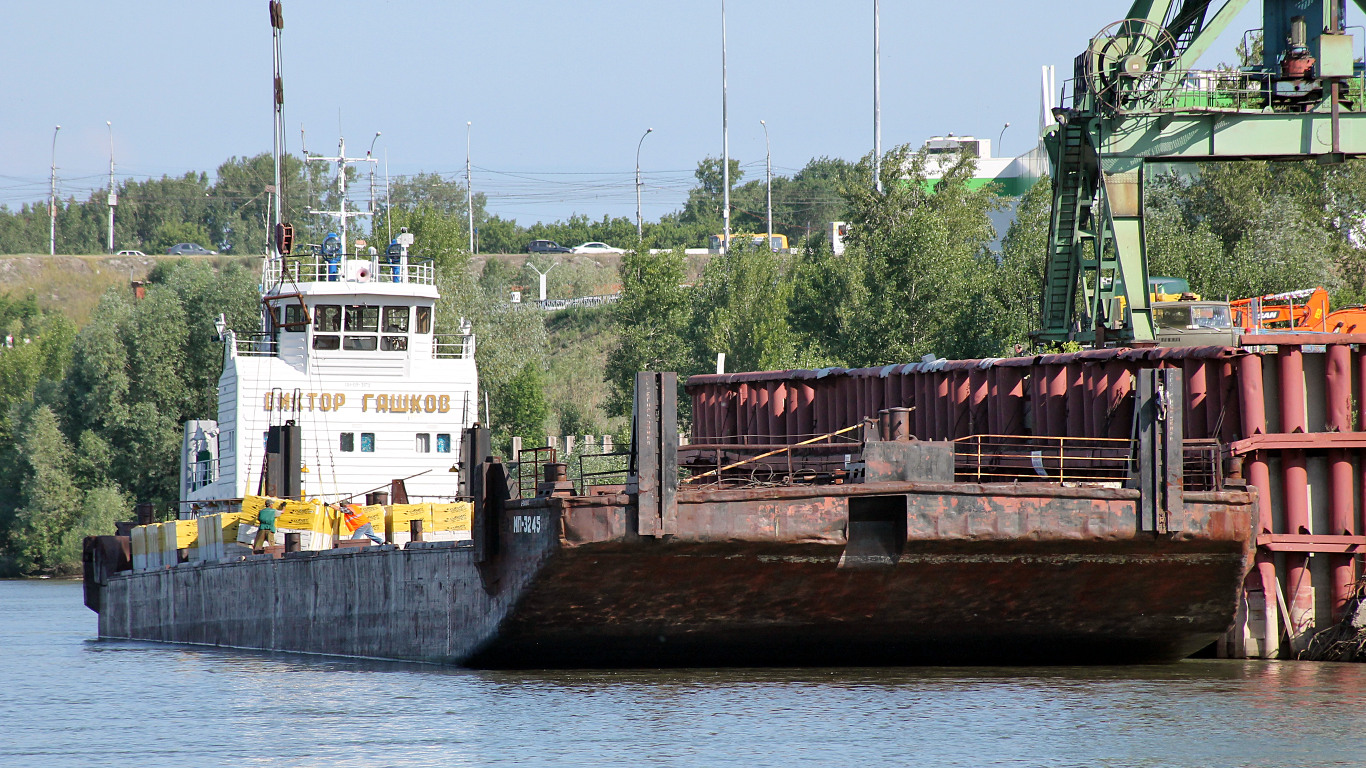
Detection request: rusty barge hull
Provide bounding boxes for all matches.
[94,479,1255,668]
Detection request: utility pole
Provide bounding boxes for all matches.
[367,131,381,219]
[761,120,772,251]
[466,122,474,254]
[49,125,61,256]
[106,122,117,253]
[721,0,730,254]
[635,127,653,241]
[873,0,883,194]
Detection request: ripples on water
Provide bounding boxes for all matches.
[5,579,1366,767]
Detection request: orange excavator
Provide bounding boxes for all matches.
[1231,287,1366,334]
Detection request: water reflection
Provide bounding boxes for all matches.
[8,580,1366,768]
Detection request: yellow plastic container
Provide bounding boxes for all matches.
[172,519,198,549]
[131,525,148,571]
[386,503,434,545]
[430,502,473,533]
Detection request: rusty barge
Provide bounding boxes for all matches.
[86,357,1262,668]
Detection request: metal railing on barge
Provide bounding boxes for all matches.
[509,429,1224,497]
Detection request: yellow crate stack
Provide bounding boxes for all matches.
[386,503,433,546]
[428,502,473,542]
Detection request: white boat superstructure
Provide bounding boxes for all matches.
[180,246,478,509]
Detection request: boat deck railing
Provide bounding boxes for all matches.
[234,332,278,357]
[433,334,475,359]
[516,446,558,498]
[264,254,435,286]
[185,458,219,491]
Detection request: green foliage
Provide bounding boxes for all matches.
[150,220,214,253]
[0,257,259,574]
[376,205,472,276]
[543,306,620,439]
[435,267,549,450]
[605,248,692,416]
[1146,162,1350,302]
[5,407,83,575]
[0,154,314,256]
[964,175,1051,355]
[493,362,549,450]
[54,484,131,569]
[689,245,797,373]
[796,144,1002,366]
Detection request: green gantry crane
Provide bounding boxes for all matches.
[1038,0,1366,345]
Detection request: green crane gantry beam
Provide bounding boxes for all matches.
[1037,0,1366,345]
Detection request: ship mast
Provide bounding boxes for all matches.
[270,1,286,261]
[305,137,377,257]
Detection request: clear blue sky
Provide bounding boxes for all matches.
[1,0,1332,225]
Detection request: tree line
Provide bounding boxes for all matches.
[0,145,1357,575]
[0,153,856,256]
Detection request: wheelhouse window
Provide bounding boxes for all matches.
[340,432,355,452]
[383,306,410,333]
[415,306,432,334]
[381,336,408,351]
[282,304,307,332]
[312,335,340,350]
[344,305,379,333]
[361,433,375,452]
[314,305,341,333]
[436,433,451,453]
[343,336,378,351]
[415,433,431,453]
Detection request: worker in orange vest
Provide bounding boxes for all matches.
[342,503,384,545]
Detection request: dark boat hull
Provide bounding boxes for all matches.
[94,481,1256,668]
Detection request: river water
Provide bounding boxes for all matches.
[6,579,1366,768]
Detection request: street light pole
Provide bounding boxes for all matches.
[49,125,61,256]
[873,0,883,194]
[635,127,653,242]
[107,121,117,253]
[721,0,730,254]
[997,122,1010,156]
[367,131,381,220]
[465,121,474,254]
[761,120,772,251]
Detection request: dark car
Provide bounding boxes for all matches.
[527,239,571,254]
[167,242,216,255]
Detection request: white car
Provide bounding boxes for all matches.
[115,249,147,257]
[570,242,626,255]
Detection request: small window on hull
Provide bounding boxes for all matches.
[343,336,378,351]
[340,432,354,452]
[313,335,340,350]
[416,433,431,453]
[361,433,375,452]
[416,306,432,334]
[381,336,408,351]
[436,434,451,453]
